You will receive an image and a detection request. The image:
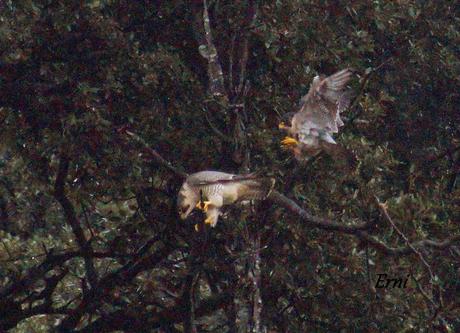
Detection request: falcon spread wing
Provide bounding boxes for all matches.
[280,68,354,161]
[177,171,275,229]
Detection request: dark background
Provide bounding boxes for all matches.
[0,1,459,332]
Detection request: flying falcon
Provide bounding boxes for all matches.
[177,171,275,229]
[279,68,354,161]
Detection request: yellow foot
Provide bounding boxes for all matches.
[204,216,214,226]
[196,200,212,212]
[278,122,287,129]
[281,136,299,146]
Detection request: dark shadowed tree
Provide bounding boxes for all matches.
[0,1,459,332]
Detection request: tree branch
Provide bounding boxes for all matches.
[347,57,393,124]
[193,0,227,99]
[0,251,75,330]
[57,238,174,331]
[119,128,188,179]
[355,231,460,255]
[76,289,233,333]
[235,0,256,100]
[375,196,435,279]
[54,154,98,289]
[120,129,460,257]
[267,190,373,233]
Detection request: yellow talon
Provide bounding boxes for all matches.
[204,216,214,225]
[281,136,299,146]
[194,224,200,232]
[196,200,212,212]
[278,122,287,129]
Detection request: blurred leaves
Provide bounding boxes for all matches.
[0,0,459,332]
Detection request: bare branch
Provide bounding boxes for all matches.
[197,0,227,99]
[236,36,249,98]
[75,289,233,333]
[0,252,75,300]
[375,196,443,314]
[347,57,393,124]
[203,110,233,143]
[249,231,262,333]
[57,238,174,331]
[375,196,435,281]
[267,190,373,233]
[119,128,188,179]
[54,154,98,289]
[228,33,236,95]
[356,231,460,255]
[235,0,256,99]
[119,129,460,257]
[182,270,199,333]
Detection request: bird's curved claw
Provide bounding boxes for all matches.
[281,136,299,146]
[196,200,212,212]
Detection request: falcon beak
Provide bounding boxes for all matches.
[196,200,212,212]
[281,136,299,147]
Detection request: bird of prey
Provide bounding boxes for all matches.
[279,68,354,161]
[177,171,275,229]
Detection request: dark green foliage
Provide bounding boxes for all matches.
[0,0,459,332]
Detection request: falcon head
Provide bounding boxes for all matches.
[177,182,198,219]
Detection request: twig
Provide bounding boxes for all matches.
[237,36,249,98]
[268,191,374,233]
[119,128,188,179]
[1,240,13,260]
[0,251,81,299]
[356,231,460,255]
[229,33,236,95]
[374,196,435,282]
[203,111,233,143]
[81,203,95,240]
[249,231,262,333]
[54,154,98,289]
[119,129,460,257]
[411,273,437,308]
[375,195,442,315]
[347,57,393,123]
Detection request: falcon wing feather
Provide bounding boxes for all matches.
[295,68,353,135]
[191,172,263,186]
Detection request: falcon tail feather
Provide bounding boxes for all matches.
[238,177,275,201]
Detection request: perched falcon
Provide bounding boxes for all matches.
[279,68,354,161]
[177,171,275,229]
